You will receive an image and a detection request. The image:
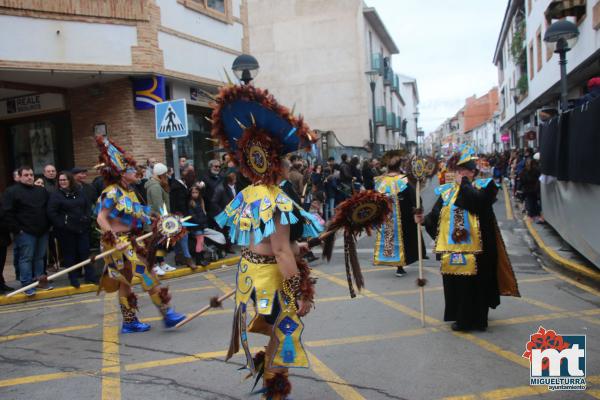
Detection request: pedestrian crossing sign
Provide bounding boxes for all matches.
[155,99,188,139]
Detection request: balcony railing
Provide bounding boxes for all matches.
[375,106,386,126]
[386,112,395,130]
[384,66,394,86]
[391,74,400,93]
[371,53,384,76]
[394,116,402,132]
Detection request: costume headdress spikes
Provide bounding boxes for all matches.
[210,84,316,184]
[95,136,138,183]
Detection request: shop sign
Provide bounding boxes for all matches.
[133,76,166,110]
[501,133,510,143]
[0,93,65,119]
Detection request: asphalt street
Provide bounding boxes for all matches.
[1,180,599,400]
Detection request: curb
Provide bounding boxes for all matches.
[523,218,600,283]
[0,256,241,306]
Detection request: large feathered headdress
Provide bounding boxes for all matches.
[447,143,478,171]
[95,136,138,184]
[210,84,316,184]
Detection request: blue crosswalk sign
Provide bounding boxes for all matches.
[155,99,188,139]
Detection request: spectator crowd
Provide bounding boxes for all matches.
[0,147,542,296]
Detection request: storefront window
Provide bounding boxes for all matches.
[5,114,73,177]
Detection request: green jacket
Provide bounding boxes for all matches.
[144,177,170,214]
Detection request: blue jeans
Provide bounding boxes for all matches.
[175,233,191,259]
[15,232,48,287]
[12,243,20,280]
[325,198,335,221]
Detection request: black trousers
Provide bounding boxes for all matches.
[0,245,7,284]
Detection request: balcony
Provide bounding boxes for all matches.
[371,53,384,75]
[394,115,402,132]
[386,112,395,130]
[384,66,394,86]
[391,74,400,93]
[375,106,386,126]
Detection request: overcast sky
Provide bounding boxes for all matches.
[366,0,508,133]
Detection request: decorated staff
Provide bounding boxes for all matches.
[407,156,438,327]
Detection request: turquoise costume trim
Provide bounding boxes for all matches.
[215,184,323,246]
[473,178,499,190]
[94,184,152,230]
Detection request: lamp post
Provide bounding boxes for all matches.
[543,20,580,112]
[509,87,519,149]
[232,54,260,85]
[366,70,379,157]
[413,110,420,155]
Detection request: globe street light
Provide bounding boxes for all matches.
[366,70,379,157]
[232,54,260,85]
[544,20,580,112]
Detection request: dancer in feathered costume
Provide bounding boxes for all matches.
[210,83,323,399]
[415,144,520,331]
[373,150,422,277]
[95,137,186,333]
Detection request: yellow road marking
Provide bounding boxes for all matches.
[204,272,234,294]
[0,324,97,343]
[540,264,600,298]
[306,327,438,347]
[312,269,440,325]
[515,276,556,284]
[0,371,91,388]
[588,390,600,399]
[502,181,514,220]
[307,351,366,400]
[517,296,565,312]
[101,294,121,400]
[0,298,102,315]
[125,350,228,371]
[442,384,549,400]
[451,331,529,368]
[525,217,600,283]
[141,308,233,323]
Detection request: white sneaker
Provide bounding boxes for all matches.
[161,263,176,272]
[153,265,166,276]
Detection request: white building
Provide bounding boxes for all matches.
[398,74,420,154]
[493,0,600,148]
[469,113,501,154]
[247,0,409,158]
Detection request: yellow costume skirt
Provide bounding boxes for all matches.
[227,249,308,372]
[98,234,160,293]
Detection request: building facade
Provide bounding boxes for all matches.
[398,74,420,154]
[246,0,411,159]
[0,0,248,190]
[493,0,600,149]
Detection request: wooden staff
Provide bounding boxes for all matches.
[6,232,153,298]
[416,179,426,327]
[175,290,235,328]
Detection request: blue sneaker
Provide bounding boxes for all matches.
[163,308,186,328]
[24,288,36,297]
[121,319,151,334]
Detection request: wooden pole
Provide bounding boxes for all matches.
[416,179,426,327]
[6,231,154,297]
[175,289,235,328]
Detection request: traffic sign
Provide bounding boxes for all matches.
[155,99,188,139]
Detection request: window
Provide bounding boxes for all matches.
[179,0,231,23]
[545,19,553,61]
[529,41,534,80]
[536,27,542,71]
[207,0,225,13]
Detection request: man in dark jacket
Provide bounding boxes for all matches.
[42,164,58,193]
[2,166,51,296]
[203,159,222,218]
[72,167,99,205]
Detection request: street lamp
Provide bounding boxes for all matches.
[413,111,420,155]
[509,87,519,149]
[232,54,260,85]
[544,20,580,112]
[366,70,378,157]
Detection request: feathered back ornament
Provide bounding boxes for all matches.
[210,84,316,184]
[320,190,391,298]
[381,149,407,168]
[95,136,137,185]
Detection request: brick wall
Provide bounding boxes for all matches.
[69,78,166,171]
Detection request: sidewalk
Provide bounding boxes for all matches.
[524,217,600,283]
